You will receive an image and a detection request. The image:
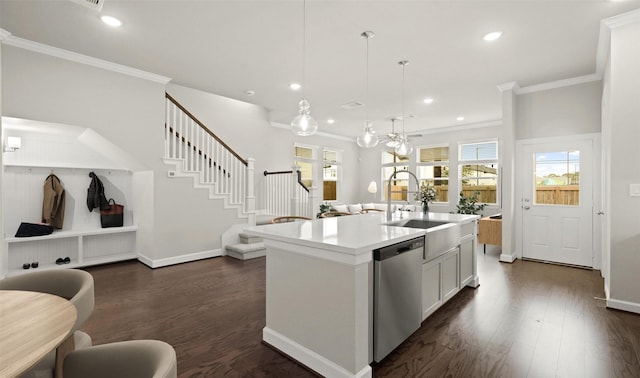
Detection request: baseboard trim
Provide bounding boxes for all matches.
[499,253,517,263]
[466,275,480,288]
[262,327,372,378]
[137,249,223,268]
[606,298,640,315]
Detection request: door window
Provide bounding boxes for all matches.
[534,151,580,206]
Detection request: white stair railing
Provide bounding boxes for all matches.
[260,166,314,219]
[164,93,254,221]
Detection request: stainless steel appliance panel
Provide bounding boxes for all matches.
[373,237,423,362]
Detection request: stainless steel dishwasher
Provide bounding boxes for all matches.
[373,236,424,362]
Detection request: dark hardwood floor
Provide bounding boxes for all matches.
[81,247,640,377]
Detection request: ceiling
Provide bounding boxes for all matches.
[1,0,639,140]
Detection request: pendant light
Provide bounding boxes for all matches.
[356,31,379,148]
[385,118,400,148]
[394,60,414,156]
[291,0,318,136]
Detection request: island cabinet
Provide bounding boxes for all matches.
[421,220,478,321]
[459,221,477,287]
[422,257,442,319]
[244,212,480,378]
[422,246,459,321]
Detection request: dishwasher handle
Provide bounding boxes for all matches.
[374,237,424,261]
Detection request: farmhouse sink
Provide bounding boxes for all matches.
[386,218,460,261]
[393,219,450,230]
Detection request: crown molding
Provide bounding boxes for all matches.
[597,8,640,77]
[603,7,640,30]
[270,122,355,142]
[1,32,171,84]
[413,119,502,136]
[0,28,11,41]
[497,81,520,93]
[517,74,601,94]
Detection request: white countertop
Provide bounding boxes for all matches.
[244,211,479,258]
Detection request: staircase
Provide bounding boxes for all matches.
[163,93,316,261]
[225,233,266,260]
[163,93,256,222]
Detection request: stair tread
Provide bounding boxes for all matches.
[226,242,265,253]
[239,232,262,240]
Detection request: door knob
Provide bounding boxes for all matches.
[524,206,530,210]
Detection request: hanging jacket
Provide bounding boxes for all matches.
[87,171,109,212]
[42,174,66,229]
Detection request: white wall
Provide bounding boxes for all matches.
[1,43,363,266]
[516,81,602,140]
[356,124,503,214]
[0,34,5,275]
[601,53,612,296]
[607,21,640,309]
[1,46,237,262]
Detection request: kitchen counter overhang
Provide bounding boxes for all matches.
[244,212,477,265]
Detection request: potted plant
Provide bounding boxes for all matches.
[317,202,332,218]
[415,183,438,214]
[455,191,486,215]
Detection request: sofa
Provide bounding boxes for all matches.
[329,203,418,214]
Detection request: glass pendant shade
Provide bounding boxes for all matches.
[291,99,318,136]
[356,30,378,148]
[291,0,317,136]
[357,121,379,148]
[394,135,414,156]
[385,136,400,148]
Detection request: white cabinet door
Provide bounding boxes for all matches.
[459,237,474,287]
[442,247,460,302]
[421,258,442,321]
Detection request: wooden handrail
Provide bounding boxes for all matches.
[166,92,248,166]
[263,170,309,193]
[264,170,293,176]
[166,125,230,177]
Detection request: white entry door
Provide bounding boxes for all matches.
[520,139,593,267]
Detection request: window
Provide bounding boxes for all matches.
[459,141,498,204]
[294,145,314,188]
[417,146,449,202]
[323,149,340,201]
[534,151,579,205]
[381,151,410,201]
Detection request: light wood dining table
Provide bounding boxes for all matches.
[0,290,77,378]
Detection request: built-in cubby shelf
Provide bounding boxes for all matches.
[2,117,143,277]
[5,226,138,277]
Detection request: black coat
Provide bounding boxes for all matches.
[87,172,109,212]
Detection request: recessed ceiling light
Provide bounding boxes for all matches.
[327,119,335,124]
[456,116,465,121]
[423,97,434,104]
[100,15,122,27]
[289,83,301,91]
[483,31,502,41]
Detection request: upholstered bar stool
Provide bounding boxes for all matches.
[319,211,351,218]
[0,269,95,377]
[271,216,312,223]
[63,340,178,378]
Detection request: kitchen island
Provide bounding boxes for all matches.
[244,211,479,378]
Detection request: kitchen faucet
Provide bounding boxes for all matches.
[387,169,421,221]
